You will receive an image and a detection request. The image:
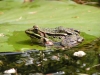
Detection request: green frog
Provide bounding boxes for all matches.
[25,25,84,49]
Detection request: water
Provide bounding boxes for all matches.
[0,38,100,75]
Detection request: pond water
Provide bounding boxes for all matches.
[0,38,100,75]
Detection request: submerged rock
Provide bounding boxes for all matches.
[4,68,16,74]
[73,51,86,57]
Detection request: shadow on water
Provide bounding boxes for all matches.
[16,40,31,45]
[1,37,100,75]
[16,40,42,46]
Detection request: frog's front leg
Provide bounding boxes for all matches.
[44,38,54,46]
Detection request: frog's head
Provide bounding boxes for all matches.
[25,25,53,46]
[25,25,41,41]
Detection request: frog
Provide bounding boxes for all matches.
[25,25,84,49]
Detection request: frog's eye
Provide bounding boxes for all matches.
[33,25,38,29]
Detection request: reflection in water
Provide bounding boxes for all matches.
[0,38,100,75]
